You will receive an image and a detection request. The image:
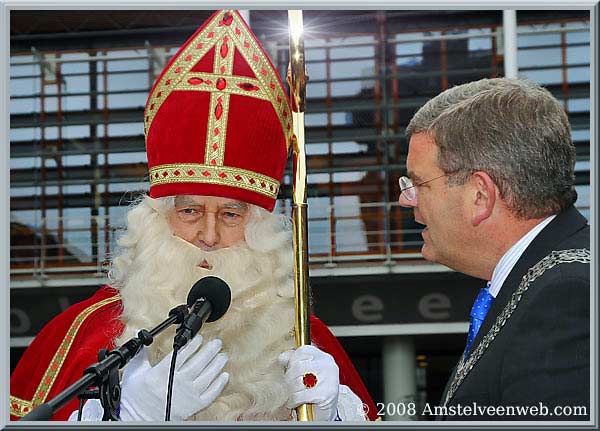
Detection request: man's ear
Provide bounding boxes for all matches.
[470,171,497,226]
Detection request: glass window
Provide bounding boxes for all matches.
[565,25,590,44]
[305,46,326,61]
[10,76,40,97]
[107,122,144,137]
[10,97,38,115]
[330,37,374,60]
[574,185,590,220]
[568,66,590,83]
[518,48,562,68]
[518,25,561,47]
[566,45,589,64]
[567,98,590,113]
[108,152,148,164]
[107,92,147,109]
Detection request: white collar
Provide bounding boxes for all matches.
[488,215,556,298]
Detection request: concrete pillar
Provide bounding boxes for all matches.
[503,10,518,78]
[382,336,417,420]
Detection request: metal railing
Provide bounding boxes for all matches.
[9,201,591,280]
[9,201,422,277]
[10,14,591,282]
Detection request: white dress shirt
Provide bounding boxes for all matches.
[487,215,556,298]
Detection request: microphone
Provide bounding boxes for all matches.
[173,276,231,350]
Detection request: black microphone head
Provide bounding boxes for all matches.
[187,276,231,322]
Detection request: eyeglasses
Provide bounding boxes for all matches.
[399,174,447,201]
[174,206,248,228]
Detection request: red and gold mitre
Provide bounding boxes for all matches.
[144,10,292,211]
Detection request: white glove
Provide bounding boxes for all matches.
[278,345,340,421]
[68,398,104,421]
[119,335,229,421]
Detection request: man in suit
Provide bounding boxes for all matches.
[398,77,590,420]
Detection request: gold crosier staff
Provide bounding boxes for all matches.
[287,10,313,422]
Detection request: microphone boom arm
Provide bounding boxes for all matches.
[20,304,189,421]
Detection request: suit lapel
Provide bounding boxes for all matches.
[443,206,588,407]
[468,206,587,356]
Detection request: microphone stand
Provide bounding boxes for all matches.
[20,305,189,421]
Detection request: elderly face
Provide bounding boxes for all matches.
[398,132,471,269]
[166,195,251,251]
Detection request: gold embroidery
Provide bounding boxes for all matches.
[149,163,280,198]
[144,16,218,135]
[144,10,293,150]
[31,295,122,407]
[204,29,235,167]
[175,73,271,102]
[205,91,230,166]
[9,395,33,418]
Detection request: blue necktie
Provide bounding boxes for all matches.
[464,284,494,357]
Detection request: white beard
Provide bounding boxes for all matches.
[111,200,296,420]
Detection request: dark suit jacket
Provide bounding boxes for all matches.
[439,206,590,421]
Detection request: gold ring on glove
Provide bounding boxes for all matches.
[302,372,318,388]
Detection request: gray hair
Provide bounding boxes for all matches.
[406,78,577,219]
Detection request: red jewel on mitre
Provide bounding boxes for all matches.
[144,10,292,211]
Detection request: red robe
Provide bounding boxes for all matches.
[10,286,378,421]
